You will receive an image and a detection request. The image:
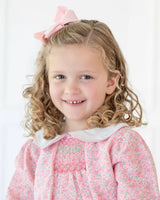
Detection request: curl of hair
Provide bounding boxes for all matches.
[23,19,146,140]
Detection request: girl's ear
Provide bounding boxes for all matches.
[106,75,119,95]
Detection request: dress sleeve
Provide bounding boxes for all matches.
[5,139,40,200]
[111,128,160,199]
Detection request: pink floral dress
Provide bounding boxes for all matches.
[6,124,160,199]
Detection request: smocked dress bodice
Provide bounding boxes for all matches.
[55,134,86,173]
[54,135,92,199]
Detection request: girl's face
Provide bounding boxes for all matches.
[47,44,117,131]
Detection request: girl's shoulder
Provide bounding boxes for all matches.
[17,138,39,155]
[15,138,40,168]
[109,125,146,145]
[107,125,152,160]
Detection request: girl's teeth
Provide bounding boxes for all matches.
[67,100,83,104]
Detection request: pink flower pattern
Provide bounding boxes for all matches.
[6,127,160,199]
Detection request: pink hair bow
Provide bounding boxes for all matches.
[34,6,79,43]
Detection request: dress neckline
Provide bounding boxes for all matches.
[34,123,128,149]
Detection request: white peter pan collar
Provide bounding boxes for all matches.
[34,123,128,149]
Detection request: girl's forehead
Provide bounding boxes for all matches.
[47,44,107,73]
[47,44,104,66]
[48,45,102,64]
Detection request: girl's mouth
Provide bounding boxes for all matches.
[63,100,86,104]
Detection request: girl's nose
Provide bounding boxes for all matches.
[64,80,80,95]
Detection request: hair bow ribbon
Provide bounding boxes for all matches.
[34,6,79,43]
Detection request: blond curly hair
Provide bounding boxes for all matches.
[23,20,145,140]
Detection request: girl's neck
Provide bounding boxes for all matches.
[61,120,88,133]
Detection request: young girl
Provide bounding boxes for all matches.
[6,6,160,199]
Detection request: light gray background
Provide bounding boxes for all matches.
[0,0,160,199]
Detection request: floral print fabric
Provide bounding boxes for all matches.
[6,126,160,199]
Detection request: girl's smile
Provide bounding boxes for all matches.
[63,99,86,105]
[47,44,117,131]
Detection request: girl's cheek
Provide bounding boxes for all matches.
[84,84,97,92]
[50,84,62,96]
[49,84,56,97]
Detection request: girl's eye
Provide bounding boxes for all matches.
[81,75,93,80]
[55,75,65,79]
